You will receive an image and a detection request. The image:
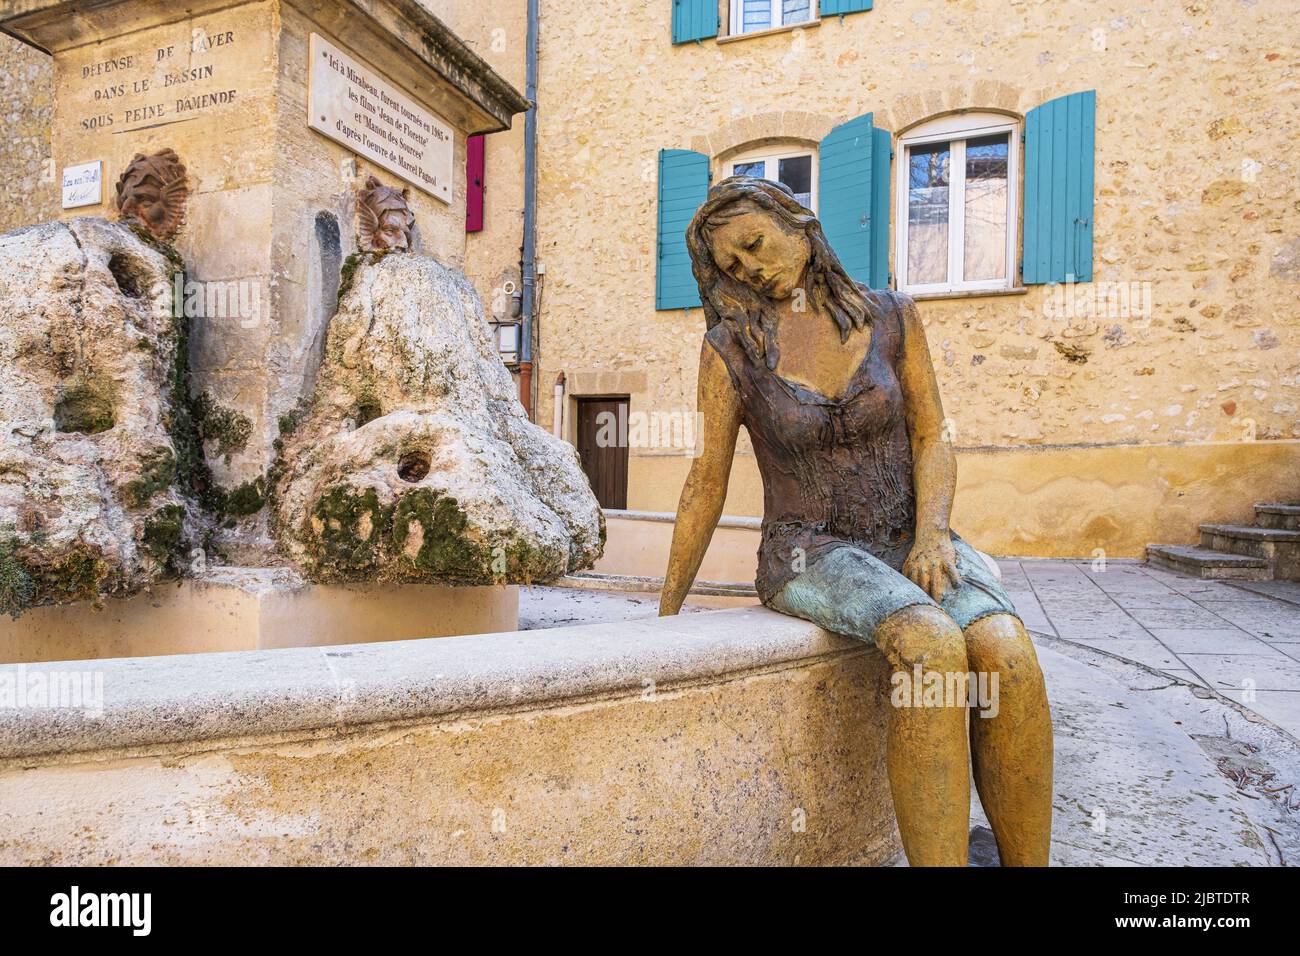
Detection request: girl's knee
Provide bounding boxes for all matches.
[965,613,1043,681]
[877,603,968,674]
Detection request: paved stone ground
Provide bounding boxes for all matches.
[966,639,1293,866]
[521,563,1300,865]
[1000,559,1300,737]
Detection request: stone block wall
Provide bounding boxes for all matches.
[0,37,55,232]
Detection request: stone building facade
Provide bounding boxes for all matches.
[437,1,529,319]
[528,0,1300,557]
[0,37,55,231]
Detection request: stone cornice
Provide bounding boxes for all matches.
[0,0,529,133]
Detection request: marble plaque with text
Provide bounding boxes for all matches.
[307,33,453,204]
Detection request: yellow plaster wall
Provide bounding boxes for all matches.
[620,439,1300,558]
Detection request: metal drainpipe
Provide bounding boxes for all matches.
[518,0,539,418]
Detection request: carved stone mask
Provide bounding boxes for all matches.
[115,149,188,242]
[357,177,416,253]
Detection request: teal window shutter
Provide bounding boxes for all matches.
[820,0,874,15]
[1022,90,1096,284]
[672,0,719,44]
[656,149,709,310]
[819,112,892,289]
[869,125,892,289]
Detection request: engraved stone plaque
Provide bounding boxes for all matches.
[308,33,453,204]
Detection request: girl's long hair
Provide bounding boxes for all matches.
[685,176,881,369]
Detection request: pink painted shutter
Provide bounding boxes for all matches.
[466,134,485,233]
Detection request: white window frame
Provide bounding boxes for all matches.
[725,144,819,213]
[729,0,818,37]
[895,112,1020,296]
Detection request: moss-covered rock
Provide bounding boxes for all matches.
[24,547,111,607]
[123,449,177,508]
[53,379,116,434]
[309,485,392,576]
[193,392,253,464]
[0,218,198,616]
[0,529,35,620]
[142,504,186,569]
[391,489,486,579]
[277,397,313,441]
[274,253,603,585]
[217,476,268,517]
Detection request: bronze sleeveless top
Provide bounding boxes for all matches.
[704,290,917,603]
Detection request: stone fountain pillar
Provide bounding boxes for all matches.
[0,0,601,659]
[2,0,527,548]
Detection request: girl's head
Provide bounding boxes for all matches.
[685,176,879,368]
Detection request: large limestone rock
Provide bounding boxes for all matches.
[0,218,195,616]
[274,253,603,584]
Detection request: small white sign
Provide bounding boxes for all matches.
[307,33,453,204]
[61,160,102,209]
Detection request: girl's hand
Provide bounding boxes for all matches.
[903,535,962,602]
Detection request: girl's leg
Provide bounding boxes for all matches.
[873,603,972,867]
[963,612,1053,866]
[767,548,972,866]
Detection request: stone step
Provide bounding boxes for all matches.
[1255,502,1300,531]
[1145,544,1271,580]
[1201,523,1300,543]
[1199,523,1300,581]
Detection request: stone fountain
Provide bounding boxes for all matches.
[0,0,601,661]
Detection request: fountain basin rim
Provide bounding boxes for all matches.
[0,606,865,762]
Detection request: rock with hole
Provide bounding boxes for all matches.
[273,252,604,585]
[0,218,196,617]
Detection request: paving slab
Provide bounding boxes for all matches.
[1157,667,1209,687]
[1148,627,1280,656]
[1216,690,1300,737]
[1049,618,1153,642]
[1093,593,1202,611]
[1227,579,1300,606]
[1194,600,1300,640]
[1064,636,1186,671]
[1183,651,1300,695]
[1126,604,1239,630]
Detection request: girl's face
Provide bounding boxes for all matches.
[708,209,810,301]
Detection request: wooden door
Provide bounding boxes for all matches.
[575,397,629,510]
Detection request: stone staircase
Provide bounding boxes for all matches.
[1147,502,1300,580]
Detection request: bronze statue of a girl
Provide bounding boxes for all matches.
[661,176,1053,867]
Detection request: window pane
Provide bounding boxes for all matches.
[732,160,766,179]
[963,133,1009,282]
[907,142,950,286]
[782,0,812,25]
[777,155,812,209]
[741,0,772,32]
